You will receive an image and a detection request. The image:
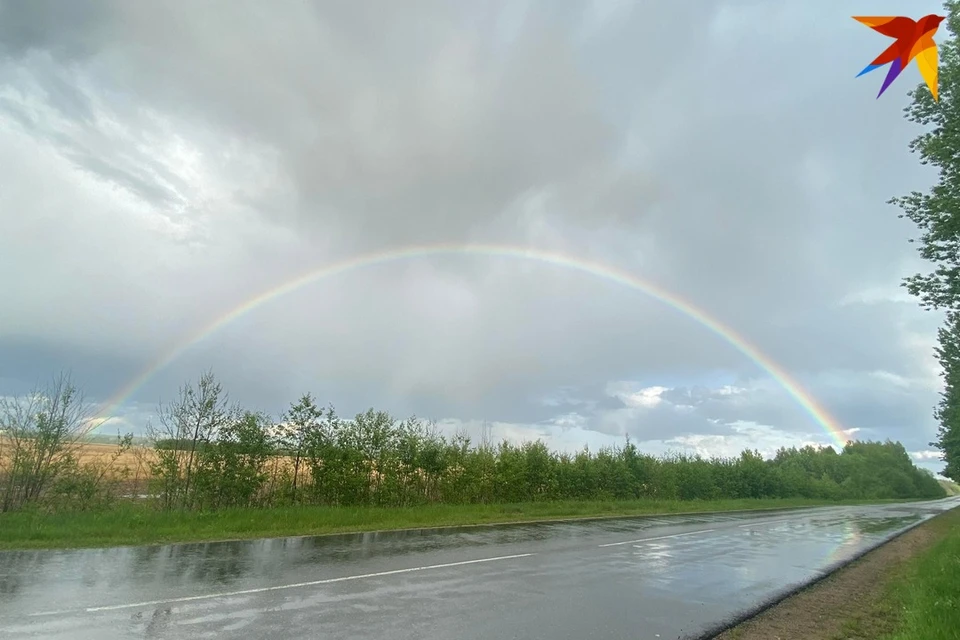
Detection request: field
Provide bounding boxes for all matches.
[75,440,152,472]
[0,437,150,470]
[70,440,303,481]
[0,439,306,497]
[938,479,960,496]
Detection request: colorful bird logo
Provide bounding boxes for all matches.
[853,14,945,101]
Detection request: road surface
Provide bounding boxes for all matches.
[1,498,958,640]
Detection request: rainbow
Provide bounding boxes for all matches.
[93,243,851,448]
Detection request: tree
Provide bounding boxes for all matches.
[934,313,960,480]
[0,373,92,511]
[280,393,322,502]
[134,371,944,510]
[198,410,274,509]
[148,370,234,509]
[892,1,960,480]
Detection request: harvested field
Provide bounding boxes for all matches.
[74,441,153,475]
[4,440,305,482]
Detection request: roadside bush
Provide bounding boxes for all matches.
[3,371,949,513]
[0,375,131,512]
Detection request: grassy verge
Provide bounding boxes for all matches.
[0,497,914,551]
[875,507,960,640]
[834,507,960,640]
[938,478,960,496]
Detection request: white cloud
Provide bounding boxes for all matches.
[665,422,829,460]
[623,386,668,408]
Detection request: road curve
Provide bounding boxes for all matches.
[1,498,958,640]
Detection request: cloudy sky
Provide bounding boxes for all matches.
[0,0,950,472]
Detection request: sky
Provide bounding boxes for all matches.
[0,0,951,473]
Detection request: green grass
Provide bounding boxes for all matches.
[0,497,915,551]
[879,508,960,640]
[832,507,960,640]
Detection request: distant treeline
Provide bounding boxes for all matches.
[0,372,946,513]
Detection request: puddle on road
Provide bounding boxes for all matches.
[847,515,922,535]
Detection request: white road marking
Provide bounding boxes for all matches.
[738,518,798,529]
[598,528,716,548]
[29,553,536,616]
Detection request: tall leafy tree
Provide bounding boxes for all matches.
[934,313,960,480]
[892,1,960,480]
[280,393,323,501]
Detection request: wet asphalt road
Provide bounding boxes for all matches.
[1,498,958,640]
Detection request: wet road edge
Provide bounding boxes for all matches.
[0,501,907,553]
[688,505,956,640]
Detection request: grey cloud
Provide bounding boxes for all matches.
[0,0,661,248]
[0,335,140,400]
[60,150,181,207]
[0,0,950,461]
[745,301,942,378]
[0,61,190,208]
[592,403,736,442]
[31,58,95,123]
[653,373,941,453]
[0,96,37,130]
[0,0,111,60]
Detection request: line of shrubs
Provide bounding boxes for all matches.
[0,372,946,513]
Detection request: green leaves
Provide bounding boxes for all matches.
[893,1,960,481]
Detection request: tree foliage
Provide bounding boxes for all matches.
[128,373,945,511]
[934,314,960,480]
[892,0,960,480]
[0,372,946,512]
[0,374,133,512]
[147,371,238,510]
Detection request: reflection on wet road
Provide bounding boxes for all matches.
[1,498,958,639]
